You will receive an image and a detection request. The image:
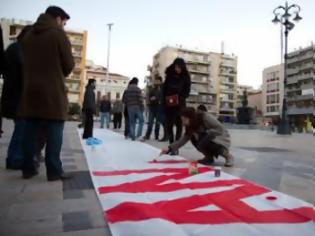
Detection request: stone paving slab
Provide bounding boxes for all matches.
[0,119,111,236]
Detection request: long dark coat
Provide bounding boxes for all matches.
[19,14,74,120]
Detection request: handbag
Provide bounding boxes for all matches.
[165,94,179,107]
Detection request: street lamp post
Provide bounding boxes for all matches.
[106,23,113,85]
[272,1,302,135]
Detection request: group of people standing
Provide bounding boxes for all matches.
[81,57,234,167]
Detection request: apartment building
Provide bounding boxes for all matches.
[0,18,87,105]
[262,64,284,119]
[286,45,314,127]
[209,52,238,121]
[85,60,129,102]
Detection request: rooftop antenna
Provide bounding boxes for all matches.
[221,41,225,54]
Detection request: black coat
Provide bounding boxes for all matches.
[1,42,23,119]
[162,72,191,113]
[82,85,96,111]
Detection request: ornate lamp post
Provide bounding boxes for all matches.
[272,2,302,134]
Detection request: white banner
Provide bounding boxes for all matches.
[79,129,315,236]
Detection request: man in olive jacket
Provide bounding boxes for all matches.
[19,6,74,180]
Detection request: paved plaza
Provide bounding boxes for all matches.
[0,119,314,235]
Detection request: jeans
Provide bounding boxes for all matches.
[22,119,64,177]
[128,106,144,140]
[7,119,25,168]
[145,106,161,139]
[100,112,110,128]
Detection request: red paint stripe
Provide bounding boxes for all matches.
[148,160,189,164]
[93,167,212,176]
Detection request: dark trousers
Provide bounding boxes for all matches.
[113,112,122,129]
[145,106,161,139]
[166,112,182,143]
[36,123,47,157]
[191,134,225,157]
[7,119,24,168]
[22,119,64,177]
[83,109,94,139]
[124,108,129,137]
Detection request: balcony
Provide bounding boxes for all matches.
[188,69,210,75]
[73,51,82,58]
[220,88,235,94]
[71,39,83,46]
[186,57,209,65]
[287,52,314,64]
[187,95,214,104]
[287,106,314,115]
[191,76,209,84]
[297,72,314,81]
[286,77,298,85]
[287,68,299,75]
[220,61,236,69]
[221,79,236,85]
[287,94,313,102]
[299,62,313,71]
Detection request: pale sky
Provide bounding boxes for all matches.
[1,0,314,89]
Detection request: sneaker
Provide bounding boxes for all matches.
[224,154,234,167]
[198,156,214,166]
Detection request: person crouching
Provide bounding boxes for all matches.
[160,107,234,167]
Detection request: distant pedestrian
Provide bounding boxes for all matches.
[142,76,163,141]
[19,6,74,180]
[160,107,234,167]
[82,79,96,139]
[122,77,144,141]
[123,106,129,138]
[162,58,191,153]
[99,95,111,129]
[1,26,31,169]
[112,99,123,129]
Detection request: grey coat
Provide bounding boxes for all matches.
[170,112,231,151]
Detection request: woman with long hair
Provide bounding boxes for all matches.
[160,107,234,167]
[162,58,191,153]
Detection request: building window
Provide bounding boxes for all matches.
[107,92,111,100]
[9,26,16,36]
[116,92,120,99]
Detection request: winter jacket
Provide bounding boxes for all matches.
[82,85,96,111]
[112,100,124,113]
[146,85,162,107]
[18,13,74,120]
[99,100,111,113]
[122,84,144,110]
[170,111,230,151]
[162,72,191,111]
[1,42,23,119]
